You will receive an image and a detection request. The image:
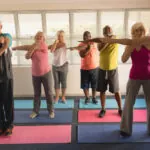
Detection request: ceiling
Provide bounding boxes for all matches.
[0,0,147,4]
[0,0,149,10]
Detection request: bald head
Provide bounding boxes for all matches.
[103,25,113,37]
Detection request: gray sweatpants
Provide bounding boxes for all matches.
[32,71,54,114]
[52,62,68,89]
[120,79,150,135]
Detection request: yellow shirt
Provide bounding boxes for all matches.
[99,43,119,70]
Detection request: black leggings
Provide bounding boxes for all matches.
[0,79,14,129]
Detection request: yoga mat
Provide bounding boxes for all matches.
[78,109,146,122]
[79,98,146,109]
[0,125,71,144]
[14,110,72,124]
[14,99,74,109]
[78,123,149,143]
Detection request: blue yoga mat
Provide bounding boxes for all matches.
[78,123,150,143]
[79,98,146,109]
[14,99,74,109]
[14,110,72,124]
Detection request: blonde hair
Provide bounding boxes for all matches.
[34,31,45,41]
[57,30,65,42]
[131,22,146,38]
[57,30,65,37]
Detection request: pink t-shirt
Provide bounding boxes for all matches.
[129,46,150,80]
[78,42,98,70]
[31,42,51,76]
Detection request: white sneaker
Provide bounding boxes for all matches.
[49,112,55,119]
[29,112,38,119]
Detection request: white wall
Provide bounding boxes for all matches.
[13,64,143,97]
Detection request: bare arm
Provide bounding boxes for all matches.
[50,40,59,52]
[99,36,150,47]
[78,38,102,43]
[0,36,10,56]
[122,46,133,63]
[67,45,89,51]
[48,45,52,50]
[25,43,38,59]
[98,42,110,51]
[79,36,132,46]
[12,45,32,51]
[79,44,91,58]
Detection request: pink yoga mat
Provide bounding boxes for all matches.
[0,125,71,144]
[78,109,146,123]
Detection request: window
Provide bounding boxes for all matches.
[70,38,81,64]
[0,14,16,37]
[17,40,33,65]
[11,41,18,65]
[18,14,42,37]
[2,10,148,66]
[128,11,141,37]
[100,11,125,37]
[46,13,69,37]
[128,11,150,37]
[73,12,97,37]
[140,11,150,35]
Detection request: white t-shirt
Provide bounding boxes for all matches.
[52,46,69,67]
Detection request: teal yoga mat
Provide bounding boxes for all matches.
[79,98,146,109]
[14,99,74,109]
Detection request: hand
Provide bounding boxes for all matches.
[86,44,91,51]
[25,53,31,59]
[54,40,59,44]
[66,47,76,51]
[70,47,76,51]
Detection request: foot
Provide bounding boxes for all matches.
[85,97,90,104]
[61,97,66,104]
[120,131,131,137]
[62,100,66,104]
[99,109,106,118]
[118,109,122,116]
[29,112,38,119]
[53,100,58,104]
[4,128,12,136]
[54,97,59,103]
[49,112,55,119]
[92,97,98,104]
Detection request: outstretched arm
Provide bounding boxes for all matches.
[12,45,32,51]
[82,36,150,47]
[98,42,110,51]
[78,38,102,44]
[67,45,88,51]
[79,44,91,58]
[25,43,38,59]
